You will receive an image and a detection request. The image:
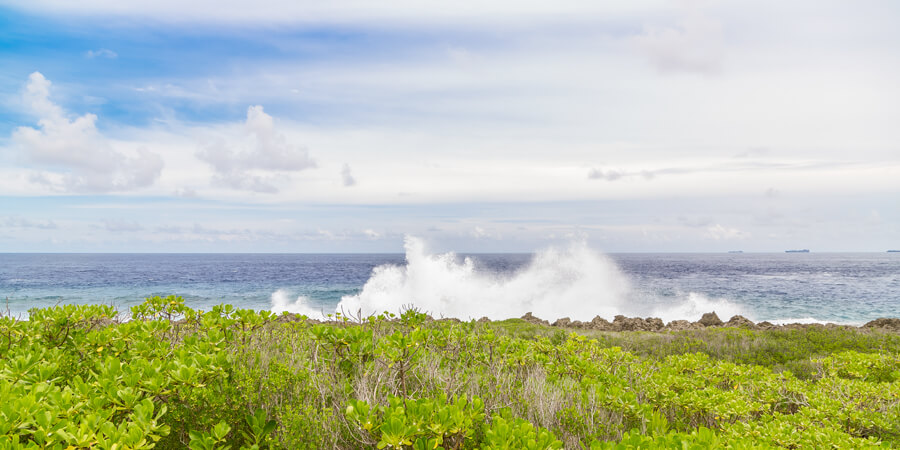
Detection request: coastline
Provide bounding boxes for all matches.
[274,309,900,333]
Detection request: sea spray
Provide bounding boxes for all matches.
[336,236,631,321]
[648,292,746,324]
[335,236,753,322]
[270,289,324,317]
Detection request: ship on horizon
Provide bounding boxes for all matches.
[785,249,810,253]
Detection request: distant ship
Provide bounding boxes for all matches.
[785,249,809,253]
[728,251,744,253]
[888,250,900,253]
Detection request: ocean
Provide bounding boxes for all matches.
[2,238,898,325]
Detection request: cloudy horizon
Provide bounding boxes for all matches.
[1,0,898,253]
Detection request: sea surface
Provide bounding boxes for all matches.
[1,244,898,325]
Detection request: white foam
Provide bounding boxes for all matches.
[764,317,863,326]
[270,289,324,318]
[649,292,748,324]
[330,236,764,323]
[337,236,631,321]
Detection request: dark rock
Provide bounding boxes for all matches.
[863,318,900,331]
[477,316,491,323]
[569,320,586,329]
[756,321,776,329]
[698,312,724,327]
[552,317,572,327]
[725,315,757,329]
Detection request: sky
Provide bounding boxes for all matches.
[0,0,898,253]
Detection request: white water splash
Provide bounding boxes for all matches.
[330,236,753,322]
[649,292,747,324]
[765,317,864,326]
[336,236,627,321]
[270,289,324,318]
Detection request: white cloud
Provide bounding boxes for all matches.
[102,220,144,232]
[1,216,58,229]
[197,105,315,193]
[11,72,163,192]
[85,48,117,59]
[587,167,626,181]
[341,163,356,187]
[3,1,660,26]
[706,224,749,240]
[632,0,725,74]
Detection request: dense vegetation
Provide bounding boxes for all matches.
[2,296,899,448]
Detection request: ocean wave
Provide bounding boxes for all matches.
[270,289,325,318]
[335,236,749,322]
[648,292,748,324]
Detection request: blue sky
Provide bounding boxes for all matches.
[1,0,899,252]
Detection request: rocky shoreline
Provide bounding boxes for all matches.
[515,311,900,332]
[278,310,900,332]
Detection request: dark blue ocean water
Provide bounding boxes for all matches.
[1,252,898,324]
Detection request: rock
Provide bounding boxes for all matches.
[698,312,724,327]
[477,316,491,323]
[437,317,462,324]
[275,313,304,323]
[756,321,776,329]
[665,320,700,331]
[569,320,586,329]
[589,316,613,330]
[863,318,900,331]
[612,315,664,331]
[645,317,665,331]
[521,312,550,326]
[725,315,757,329]
[552,317,572,327]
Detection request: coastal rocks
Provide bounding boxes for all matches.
[518,311,898,334]
[521,312,550,326]
[590,316,613,330]
[275,313,307,323]
[665,320,701,331]
[698,312,724,327]
[612,315,664,331]
[863,318,900,331]
[725,315,757,329]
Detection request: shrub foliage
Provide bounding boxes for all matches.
[2,296,899,448]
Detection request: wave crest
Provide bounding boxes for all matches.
[337,236,631,321]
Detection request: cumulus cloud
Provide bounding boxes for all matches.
[11,72,163,192]
[341,163,356,187]
[633,0,724,74]
[197,105,315,192]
